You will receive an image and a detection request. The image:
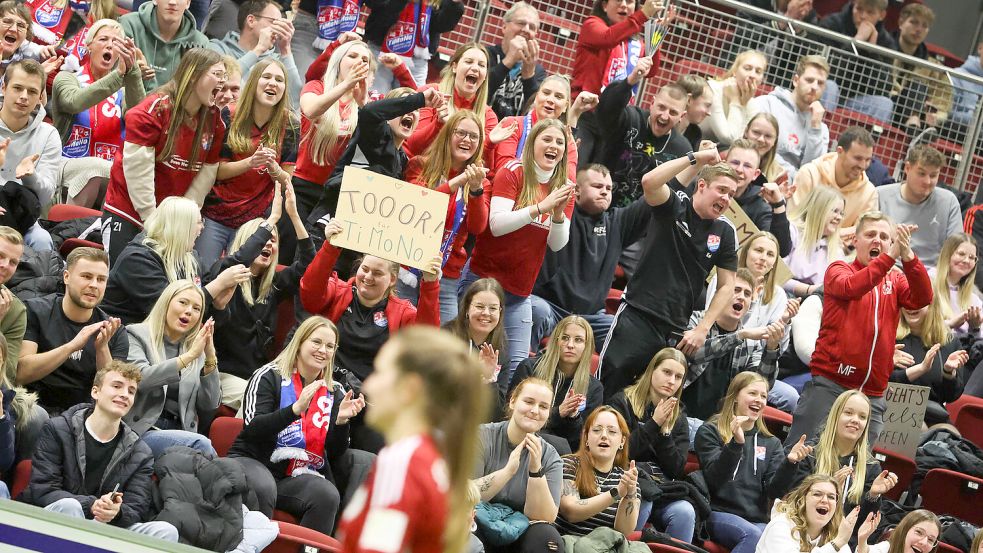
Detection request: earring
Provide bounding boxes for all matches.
[470,520,477,532]
[618,445,623,450]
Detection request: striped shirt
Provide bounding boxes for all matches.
[556,456,636,536]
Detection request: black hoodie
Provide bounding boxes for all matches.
[818,2,899,98]
[607,390,689,480]
[735,177,792,257]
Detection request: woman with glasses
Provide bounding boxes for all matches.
[443,278,508,415]
[0,1,60,78]
[856,510,940,553]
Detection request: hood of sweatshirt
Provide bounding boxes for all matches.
[810,151,871,195]
[135,0,200,44]
[0,102,58,198]
[736,182,763,207]
[214,32,246,58]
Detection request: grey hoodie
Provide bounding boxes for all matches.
[749,87,829,182]
[0,103,63,206]
[208,31,303,107]
[120,2,210,91]
[952,56,983,125]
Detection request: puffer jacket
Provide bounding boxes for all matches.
[20,404,154,528]
[152,446,247,551]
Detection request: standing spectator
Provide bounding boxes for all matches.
[930,233,982,337]
[790,126,878,244]
[19,362,179,541]
[120,0,210,91]
[878,145,961,269]
[701,50,768,147]
[530,164,648,352]
[783,213,932,446]
[748,55,830,181]
[675,74,712,150]
[889,4,952,129]
[101,48,227,261]
[485,2,546,120]
[208,0,303,105]
[722,139,792,256]
[783,186,846,298]
[597,150,738,401]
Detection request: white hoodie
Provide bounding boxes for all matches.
[0,103,63,206]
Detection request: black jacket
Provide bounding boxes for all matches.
[769,439,882,515]
[208,226,315,379]
[818,2,898,98]
[890,335,965,406]
[153,446,246,551]
[7,246,64,302]
[508,356,604,452]
[486,43,547,120]
[362,0,463,57]
[20,404,154,528]
[534,200,650,315]
[102,234,214,325]
[606,390,688,480]
[735,179,792,257]
[228,363,350,482]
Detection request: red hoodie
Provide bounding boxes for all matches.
[810,254,932,397]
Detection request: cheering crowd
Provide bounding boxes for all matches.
[1,0,983,551]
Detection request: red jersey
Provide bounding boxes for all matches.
[403,84,498,165]
[491,113,578,182]
[338,434,448,553]
[470,160,575,297]
[103,93,225,226]
[294,80,353,185]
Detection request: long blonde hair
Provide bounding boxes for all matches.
[739,230,780,305]
[142,197,200,283]
[141,280,205,364]
[814,390,872,505]
[154,48,224,165]
[789,185,845,264]
[721,49,768,81]
[527,74,573,124]
[439,42,491,117]
[304,41,375,166]
[777,475,844,552]
[272,316,338,382]
[228,218,277,306]
[934,233,979,320]
[624,348,687,434]
[897,299,952,348]
[227,58,296,155]
[744,112,783,182]
[418,110,485,191]
[516,118,569,209]
[533,316,594,398]
[712,371,772,444]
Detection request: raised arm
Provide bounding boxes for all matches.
[640,147,719,206]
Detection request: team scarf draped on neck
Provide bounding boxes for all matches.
[600,38,644,103]
[63,63,124,160]
[381,0,432,56]
[271,372,335,477]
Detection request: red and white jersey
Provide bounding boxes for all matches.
[338,434,448,553]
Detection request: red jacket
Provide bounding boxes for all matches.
[299,242,440,330]
[811,254,933,397]
[306,39,418,89]
[403,85,499,164]
[571,11,662,97]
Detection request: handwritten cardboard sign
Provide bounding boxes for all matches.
[874,382,930,458]
[330,167,449,271]
[707,201,793,285]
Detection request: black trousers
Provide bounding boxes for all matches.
[231,455,341,535]
[101,211,142,265]
[597,302,672,402]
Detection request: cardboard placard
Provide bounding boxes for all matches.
[330,167,449,271]
[707,201,793,285]
[874,382,930,458]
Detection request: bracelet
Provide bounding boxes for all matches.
[204,359,218,371]
[769,199,786,209]
[469,187,484,198]
[177,355,187,370]
[534,204,542,217]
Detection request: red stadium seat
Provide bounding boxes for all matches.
[919,468,983,526]
[265,521,341,553]
[685,451,700,475]
[872,447,915,502]
[10,459,31,498]
[47,204,102,222]
[946,394,983,427]
[215,404,237,419]
[952,400,983,449]
[648,543,699,553]
[762,406,792,443]
[273,510,299,524]
[590,352,600,377]
[208,417,244,458]
[702,540,731,553]
[606,288,623,315]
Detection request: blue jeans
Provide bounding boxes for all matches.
[637,499,697,543]
[24,222,53,252]
[367,43,430,94]
[195,217,238,272]
[782,373,813,394]
[142,429,216,459]
[459,262,531,376]
[46,498,179,540]
[768,379,800,414]
[529,295,613,353]
[133,0,210,29]
[394,271,460,326]
[707,511,765,553]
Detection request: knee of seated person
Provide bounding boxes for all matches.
[155,522,180,542]
[46,497,85,517]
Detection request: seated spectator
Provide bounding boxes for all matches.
[123,280,219,458]
[894,301,968,426]
[931,233,983,337]
[102,197,245,325]
[791,126,878,244]
[18,248,128,415]
[228,316,364,534]
[0,226,25,382]
[889,4,953,129]
[120,0,209,91]
[950,37,983,128]
[19,361,179,542]
[683,268,788,420]
[783,186,847,298]
[460,119,574,374]
[443,277,508,415]
[675,74,712,150]
[208,0,303,105]
[748,55,830,181]
[878,145,961,268]
[756,475,862,553]
[743,112,787,186]
[817,0,897,124]
[472,377,564,552]
[730,0,817,86]
[606,348,696,542]
[856,510,939,553]
[722,139,792,255]
[215,55,242,111]
[400,109,489,321]
[101,49,227,261]
[531,164,647,352]
[557,406,641,536]
[0,59,62,251]
[209,185,313,409]
[0,334,42,499]
[509,316,604,453]
[701,50,768,147]
[196,58,298,269]
[486,2,547,120]
[695,372,784,553]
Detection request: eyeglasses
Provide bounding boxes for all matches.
[911,528,938,548]
[0,17,28,32]
[452,129,480,142]
[250,14,281,22]
[470,303,500,314]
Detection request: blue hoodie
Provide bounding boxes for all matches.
[952,56,983,125]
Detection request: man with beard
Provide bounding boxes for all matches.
[17,248,127,415]
[485,2,547,120]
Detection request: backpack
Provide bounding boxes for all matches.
[939,516,979,553]
[904,428,983,504]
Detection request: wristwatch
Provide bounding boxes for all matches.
[769,199,787,209]
[528,468,545,478]
[609,487,621,501]
[259,221,274,233]
[686,151,697,166]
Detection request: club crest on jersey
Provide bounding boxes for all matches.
[373,311,388,327]
[882,280,893,295]
[64,125,91,158]
[201,132,214,151]
[707,234,720,253]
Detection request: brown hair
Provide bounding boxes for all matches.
[504,377,553,419]
[744,112,782,181]
[676,74,710,99]
[899,3,934,25]
[418,110,485,192]
[0,1,32,41]
[794,55,830,77]
[446,277,506,355]
[777,475,844,552]
[5,59,45,85]
[155,48,224,165]
[906,144,945,169]
[855,210,894,235]
[577,164,610,182]
[837,126,875,151]
[886,510,941,553]
[855,0,887,11]
[66,247,110,269]
[93,360,143,387]
[738,231,780,304]
[728,138,763,166]
[571,406,630,497]
[623,348,688,434]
